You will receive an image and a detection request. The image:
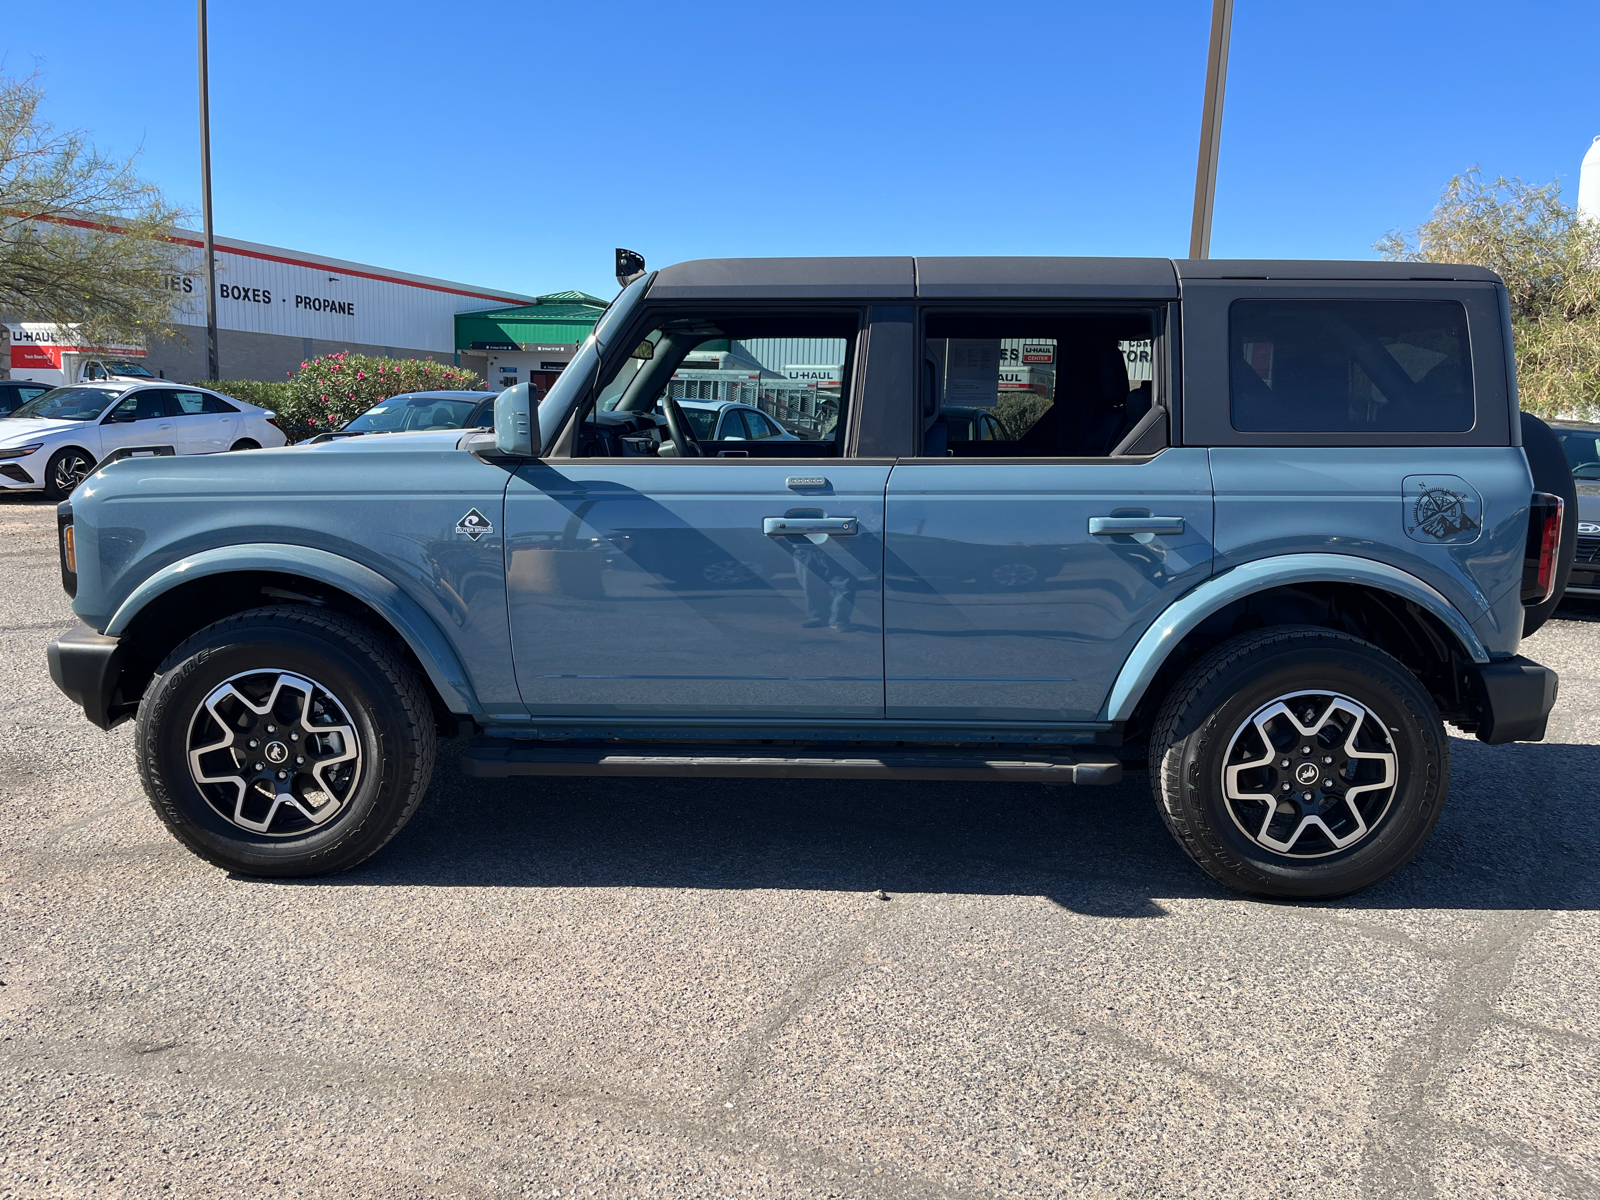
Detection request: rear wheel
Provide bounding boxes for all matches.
[1150,626,1447,899]
[229,438,261,451]
[43,447,95,500]
[136,606,436,876]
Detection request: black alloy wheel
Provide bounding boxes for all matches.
[136,606,436,876]
[1150,625,1447,900]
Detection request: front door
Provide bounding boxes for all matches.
[504,462,887,719]
[503,311,882,721]
[97,388,179,460]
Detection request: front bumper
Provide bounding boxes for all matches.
[47,623,132,730]
[1469,656,1559,744]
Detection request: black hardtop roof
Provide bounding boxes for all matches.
[648,256,1501,301]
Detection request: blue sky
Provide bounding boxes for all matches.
[8,1,1600,299]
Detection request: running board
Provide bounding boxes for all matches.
[460,740,1123,785]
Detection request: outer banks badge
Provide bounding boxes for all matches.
[455,508,493,541]
[1402,475,1482,545]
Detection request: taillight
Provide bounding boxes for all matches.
[57,502,77,598]
[1522,492,1564,605]
[266,417,283,431]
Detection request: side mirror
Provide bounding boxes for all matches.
[494,382,541,457]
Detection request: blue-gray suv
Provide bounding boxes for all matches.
[46,257,1571,899]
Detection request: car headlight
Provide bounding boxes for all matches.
[0,443,44,460]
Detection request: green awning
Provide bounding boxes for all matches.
[455,291,607,352]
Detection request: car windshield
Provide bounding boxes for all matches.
[8,387,120,422]
[100,360,153,378]
[660,402,719,440]
[343,395,484,433]
[1554,428,1600,479]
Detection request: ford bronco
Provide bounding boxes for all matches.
[46,257,1571,899]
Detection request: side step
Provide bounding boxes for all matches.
[460,740,1123,785]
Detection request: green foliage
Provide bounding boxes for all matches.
[993,393,1052,441]
[1378,168,1600,419]
[272,352,484,441]
[1,71,188,345]
[197,379,290,415]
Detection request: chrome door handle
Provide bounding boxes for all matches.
[1088,516,1185,536]
[763,517,858,536]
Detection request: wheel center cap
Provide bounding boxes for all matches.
[1294,761,1321,786]
[264,741,289,765]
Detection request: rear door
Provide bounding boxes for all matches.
[884,305,1214,723]
[167,388,234,453]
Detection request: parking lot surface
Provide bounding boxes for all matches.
[2,492,1597,1199]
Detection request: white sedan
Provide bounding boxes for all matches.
[0,381,287,500]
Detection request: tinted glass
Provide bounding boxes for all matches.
[673,405,719,440]
[101,360,154,378]
[107,391,169,421]
[0,386,18,415]
[10,387,120,421]
[202,392,239,414]
[1229,299,1473,434]
[344,395,481,432]
[1553,428,1600,480]
[172,390,208,415]
[923,313,1157,457]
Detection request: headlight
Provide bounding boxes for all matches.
[0,443,44,460]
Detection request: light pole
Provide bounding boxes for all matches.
[1188,0,1234,259]
[198,0,219,379]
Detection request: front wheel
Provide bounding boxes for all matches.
[43,447,95,500]
[136,606,437,876]
[1149,626,1448,900]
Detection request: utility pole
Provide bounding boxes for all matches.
[1188,0,1234,259]
[198,0,219,379]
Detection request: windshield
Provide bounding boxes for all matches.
[100,360,153,378]
[344,395,485,433]
[9,387,119,422]
[1554,428,1600,480]
[661,402,718,440]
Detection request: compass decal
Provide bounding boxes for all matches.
[1402,474,1482,545]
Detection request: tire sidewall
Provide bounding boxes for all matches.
[44,447,94,501]
[1168,642,1446,898]
[139,621,419,875]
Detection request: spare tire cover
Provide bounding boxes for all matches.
[1520,411,1577,637]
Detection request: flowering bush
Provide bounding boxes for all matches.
[273,352,484,441]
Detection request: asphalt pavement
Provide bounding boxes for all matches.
[2,491,1597,1199]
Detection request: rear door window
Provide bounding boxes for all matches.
[1229,299,1473,433]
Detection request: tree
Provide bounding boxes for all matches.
[1,71,188,346]
[1377,169,1600,419]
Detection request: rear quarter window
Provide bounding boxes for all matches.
[1229,299,1473,434]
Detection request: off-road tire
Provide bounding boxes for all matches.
[43,447,95,501]
[136,605,436,876]
[1149,625,1448,900]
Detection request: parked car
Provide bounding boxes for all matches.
[1548,418,1600,598]
[666,399,800,443]
[0,379,51,416]
[46,256,1567,901]
[0,380,286,500]
[328,390,495,439]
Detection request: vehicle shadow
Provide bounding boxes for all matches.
[298,732,1600,916]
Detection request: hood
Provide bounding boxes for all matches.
[289,428,470,454]
[0,417,87,443]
